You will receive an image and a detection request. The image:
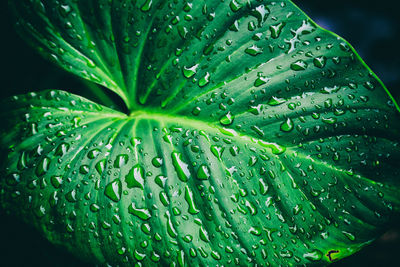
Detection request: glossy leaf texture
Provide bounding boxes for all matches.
[2,0,400,266]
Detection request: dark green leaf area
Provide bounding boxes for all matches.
[1,90,399,266]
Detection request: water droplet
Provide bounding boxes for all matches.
[159,191,170,206]
[51,175,63,189]
[155,175,168,188]
[254,74,270,87]
[280,118,294,132]
[322,117,337,124]
[249,226,262,236]
[258,141,286,155]
[79,165,89,174]
[128,203,151,220]
[210,145,225,161]
[192,107,201,116]
[291,60,308,71]
[200,226,210,242]
[185,185,199,214]
[303,249,323,261]
[141,0,153,12]
[197,165,210,180]
[171,152,191,182]
[95,159,106,175]
[183,64,199,78]
[245,45,263,56]
[88,148,101,159]
[252,5,270,26]
[219,112,235,126]
[230,0,243,12]
[35,157,51,176]
[293,204,303,215]
[313,56,327,68]
[268,96,287,106]
[199,72,210,87]
[258,179,269,195]
[114,154,128,168]
[126,164,145,189]
[211,251,221,260]
[17,151,27,170]
[152,157,163,168]
[165,211,178,238]
[270,22,285,38]
[65,189,77,202]
[55,142,70,156]
[342,231,356,241]
[105,179,122,202]
[90,203,100,212]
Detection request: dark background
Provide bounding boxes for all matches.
[0,0,399,266]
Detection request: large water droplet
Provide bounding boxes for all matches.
[303,249,323,261]
[270,22,285,39]
[171,152,191,182]
[126,164,145,189]
[141,0,153,12]
[211,145,225,161]
[36,157,51,176]
[183,64,199,78]
[291,60,308,71]
[185,185,200,214]
[219,112,235,126]
[245,45,263,56]
[280,118,294,132]
[105,179,122,202]
[114,154,128,168]
[197,165,211,180]
[129,203,151,220]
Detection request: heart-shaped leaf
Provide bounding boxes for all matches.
[2,0,400,266]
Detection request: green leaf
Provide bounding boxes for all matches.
[2,0,400,266]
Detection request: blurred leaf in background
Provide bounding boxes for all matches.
[0,0,398,266]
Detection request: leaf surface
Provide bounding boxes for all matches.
[2,0,400,266]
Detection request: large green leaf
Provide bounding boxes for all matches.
[2,0,400,266]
